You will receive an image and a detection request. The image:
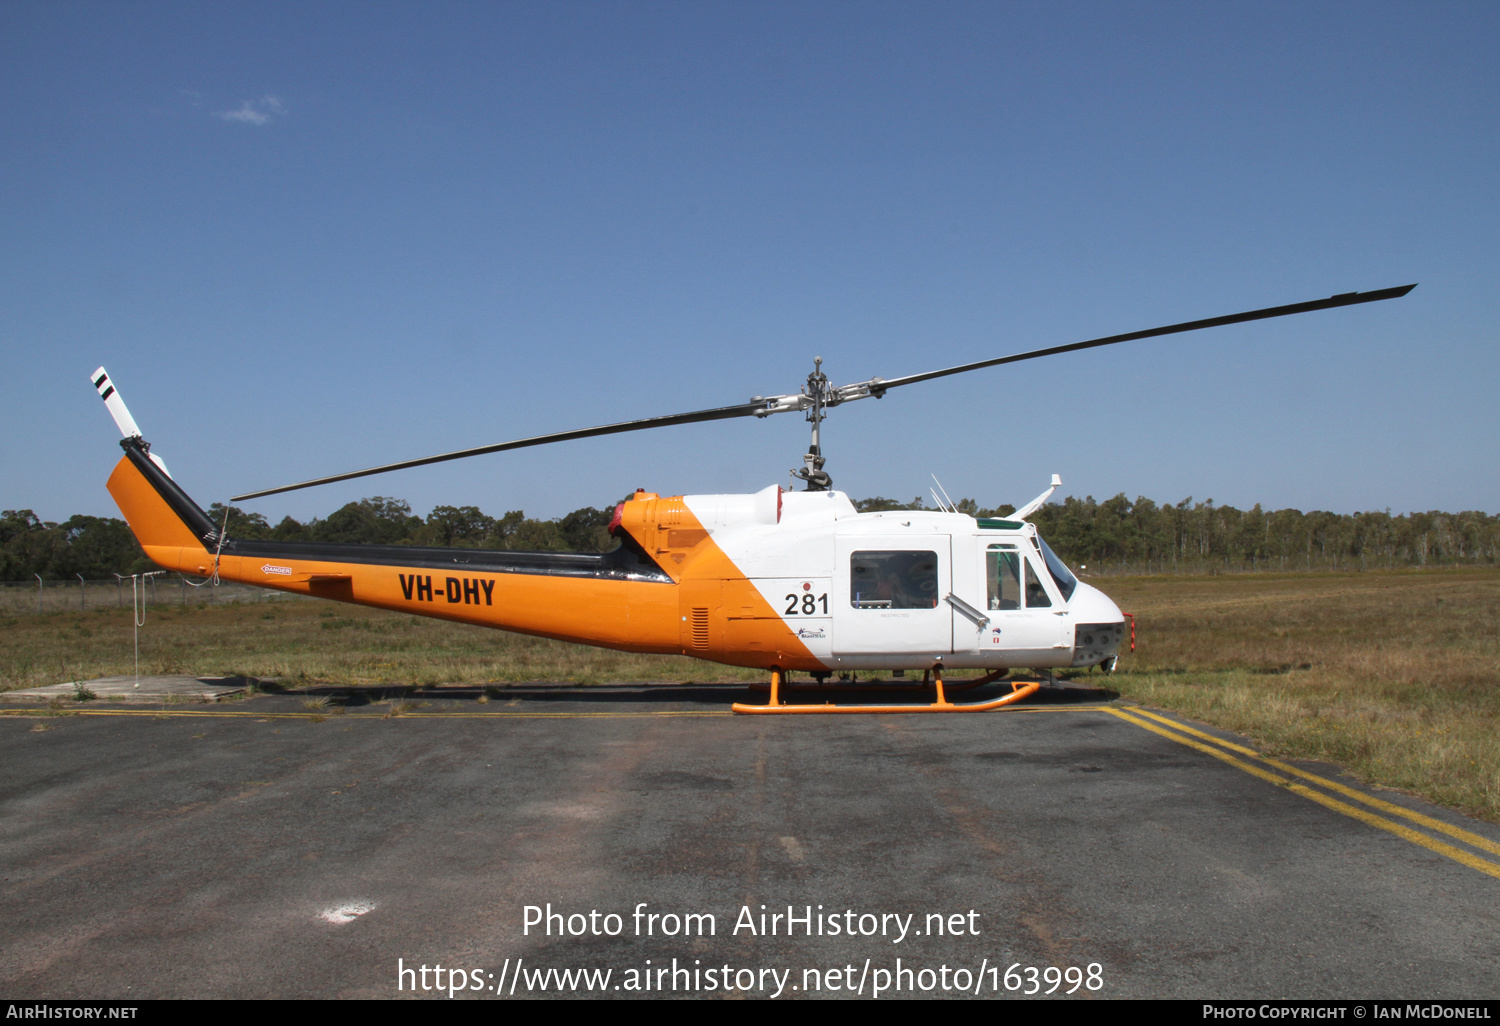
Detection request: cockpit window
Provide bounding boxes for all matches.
[851,551,939,609]
[1023,559,1052,608]
[1036,536,1078,602]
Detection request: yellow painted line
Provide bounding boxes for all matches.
[984,704,1115,714]
[1126,706,1500,860]
[375,711,731,719]
[0,707,729,720]
[1107,707,1302,787]
[2,708,324,719]
[1106,707,1500,882]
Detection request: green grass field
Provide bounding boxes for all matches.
[1103,567,1500,822]
[3,566,1497,819]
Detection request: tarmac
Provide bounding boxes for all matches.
[3,676,1499,1000]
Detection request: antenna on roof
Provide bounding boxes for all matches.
[931,474,957,513]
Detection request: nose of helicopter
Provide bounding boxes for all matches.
[1068,581,1127,668]
[1070,580,1122,620]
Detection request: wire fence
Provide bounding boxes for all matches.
[0,576,312,615]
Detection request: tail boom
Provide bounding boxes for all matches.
[102,439,824,670]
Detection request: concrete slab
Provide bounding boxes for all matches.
[2,674,259,702]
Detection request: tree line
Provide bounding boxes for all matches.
[4,494,1497,581]
[0,498,615,581]
[1006,496,1494,573]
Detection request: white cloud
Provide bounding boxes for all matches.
[216,95,285,126]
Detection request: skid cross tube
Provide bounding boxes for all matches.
[732,667,1041,714]
[747,673,1000,695]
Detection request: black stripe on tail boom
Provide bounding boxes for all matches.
[119,437,670,582]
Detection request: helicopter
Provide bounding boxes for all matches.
[93,284,1415,713]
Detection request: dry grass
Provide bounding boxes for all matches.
[1104,566,1500,821]
[0,598,762,692]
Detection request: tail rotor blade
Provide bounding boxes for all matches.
[91,367,143,439]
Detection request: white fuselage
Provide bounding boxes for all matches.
[684,487,1126,672]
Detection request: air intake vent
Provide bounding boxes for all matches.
[690,607,710,650]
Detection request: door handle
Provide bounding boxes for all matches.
[945,592,990,629]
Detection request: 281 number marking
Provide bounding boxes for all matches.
[785,593,829,615]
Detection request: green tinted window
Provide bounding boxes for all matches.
[986,544,1020,610]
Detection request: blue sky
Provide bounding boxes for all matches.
[3,1,1496,525]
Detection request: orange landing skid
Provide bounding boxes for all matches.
[731,669,1041,715]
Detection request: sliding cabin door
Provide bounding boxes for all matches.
[833,536,952,662]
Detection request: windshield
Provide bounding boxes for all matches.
[1036,535,1078,602]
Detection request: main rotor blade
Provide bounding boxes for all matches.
[865,284,1417,394]
[232,401,766,501]
[234,283,1416,501]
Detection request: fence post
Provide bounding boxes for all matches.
[114,573,125,608]
[77,573,85,611]
[35,574,42,614]
[133,575,140,684]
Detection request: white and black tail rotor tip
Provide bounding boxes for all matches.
[91,367,142,440]
[91,367,173,478]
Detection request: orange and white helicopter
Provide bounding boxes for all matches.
[94,285,1414,713]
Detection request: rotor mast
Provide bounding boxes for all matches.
[793,357,833,491]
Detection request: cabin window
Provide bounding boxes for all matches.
[850,551,939,609]
[986,544,1021,610]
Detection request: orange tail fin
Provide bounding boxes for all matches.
[106,440,214,571]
